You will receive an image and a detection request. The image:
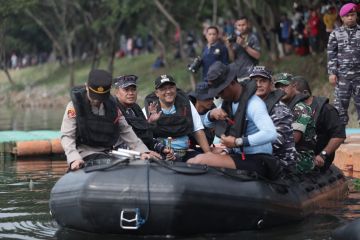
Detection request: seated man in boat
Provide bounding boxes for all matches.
[187,61,280,180]
[144,74,211,161]
[113,74,175,160]
[60,69,161,171]
[249,66,297,172]
[188,82,217,149]
[274,73,317,173]
[292,76,346,171]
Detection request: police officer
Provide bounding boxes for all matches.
[275,73,317,173]
[327,3,360,126]
[250,66,297,172]
[200,26,230,82]
[113,74,174,160]
[293,76,346,171]
[60,69,159,171]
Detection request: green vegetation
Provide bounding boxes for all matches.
[1,52,359,127]
[0,53,193,102]
[353,178,360,191]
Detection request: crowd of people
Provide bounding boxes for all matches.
[60,2,358,180]
[9,52,49,70]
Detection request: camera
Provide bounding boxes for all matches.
[227,33,237,43]
[188,56,202,73]
[227,31,241,43]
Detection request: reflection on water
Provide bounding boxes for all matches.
[0,158,359,240]
[0,107,64,131]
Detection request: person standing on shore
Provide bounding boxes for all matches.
[327,3,360,126]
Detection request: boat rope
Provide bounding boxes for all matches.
[150,159,208,175]
[83,158,130,173]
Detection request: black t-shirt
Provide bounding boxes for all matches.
[315,103,346,161]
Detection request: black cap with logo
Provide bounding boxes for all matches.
[87,69,112,101]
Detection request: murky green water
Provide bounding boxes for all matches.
[0,107,64,131]
[0,157,359,240]
[0,107,359,239]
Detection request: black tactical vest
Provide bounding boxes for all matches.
[144,89,193,138]
[215,80,257,138]
[287,93,309,110]
[71,86,120,148]
[310,96,329,126]
[116,100,154,150]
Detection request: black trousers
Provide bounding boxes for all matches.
[230,153,281,180]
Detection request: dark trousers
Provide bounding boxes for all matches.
[230,153,281,180]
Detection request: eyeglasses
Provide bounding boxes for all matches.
[157,85,176,92]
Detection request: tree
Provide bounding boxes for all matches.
[0,23,15,86]
[24,0,84,87]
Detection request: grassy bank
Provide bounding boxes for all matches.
[0,52,358,127]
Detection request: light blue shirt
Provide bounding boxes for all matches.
[204,95,277,154]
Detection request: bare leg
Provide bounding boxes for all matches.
[187,152,236,169]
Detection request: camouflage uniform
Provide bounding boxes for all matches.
[292,102,317,173]
[270,102,297,171]
[327,24,360,125]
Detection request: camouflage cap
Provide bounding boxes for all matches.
[274,73,293,86]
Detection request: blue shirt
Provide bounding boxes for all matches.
[204,95,277,154]
[201,41,229,82]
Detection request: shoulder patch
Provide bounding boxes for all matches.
[67,108,76,118]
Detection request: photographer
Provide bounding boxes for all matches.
[228,17,261,80]
[198,26,230,82]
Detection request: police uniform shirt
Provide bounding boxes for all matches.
[61,101,148,165]
[201,41,229,82]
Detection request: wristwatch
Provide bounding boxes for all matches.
[235,137,243,147]
[319,150,328,160]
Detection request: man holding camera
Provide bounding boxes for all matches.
[228,16,261,80]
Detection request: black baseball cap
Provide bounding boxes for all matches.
[155,74,176,89]
[249,66,272,80]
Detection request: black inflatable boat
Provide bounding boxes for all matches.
[50,157,348,235]
[332,218,360,240]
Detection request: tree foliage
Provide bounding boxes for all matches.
[1,0,318,86]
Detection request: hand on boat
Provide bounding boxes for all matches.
[70,159,85,171]
[140,151,162,160]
